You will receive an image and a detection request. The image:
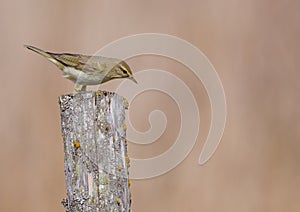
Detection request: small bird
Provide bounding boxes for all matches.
[25,45,137,91]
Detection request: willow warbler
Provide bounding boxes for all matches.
[25,45,137,91]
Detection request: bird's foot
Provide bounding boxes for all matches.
[74,84,87,92]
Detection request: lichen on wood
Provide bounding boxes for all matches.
[59,90,131,212]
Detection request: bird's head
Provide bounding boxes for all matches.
[110,61,137,83]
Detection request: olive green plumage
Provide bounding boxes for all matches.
[25,45,137,91]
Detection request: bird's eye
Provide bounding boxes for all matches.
[122,69,127,74]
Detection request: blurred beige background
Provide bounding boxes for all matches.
[1,0,299,211]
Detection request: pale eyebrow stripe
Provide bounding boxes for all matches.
[118,63,128,71]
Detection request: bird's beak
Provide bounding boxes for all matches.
[129,76,138,84]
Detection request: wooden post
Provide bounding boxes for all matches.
[59,90,131,212]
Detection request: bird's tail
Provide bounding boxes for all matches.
[24,45,53,59]
[24,45,64,70]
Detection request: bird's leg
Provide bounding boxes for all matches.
[74,84,87,92]
[74,84,80,92]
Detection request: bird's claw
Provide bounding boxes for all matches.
[74,84,87,92]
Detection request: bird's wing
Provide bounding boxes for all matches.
[52,54,120,74]
[51,53,91,70]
